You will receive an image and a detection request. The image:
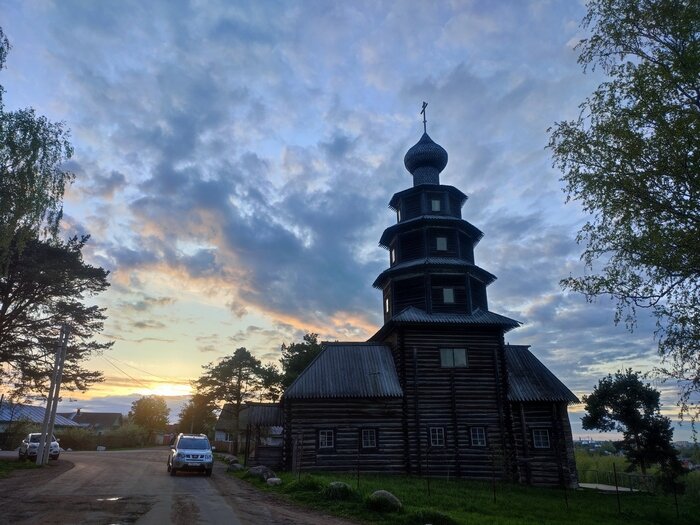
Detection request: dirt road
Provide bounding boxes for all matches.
[0,449,357,524]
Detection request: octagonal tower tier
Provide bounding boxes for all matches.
[374,132,515,328]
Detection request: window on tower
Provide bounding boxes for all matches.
[440,348,468,368]
[390,248,396,264]
[443,287,455,303]
[436,237,447,251]
[384,297,390,314]
[431,198,441,212]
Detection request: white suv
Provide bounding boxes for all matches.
[19,433,60,461]
[167,434,214,477]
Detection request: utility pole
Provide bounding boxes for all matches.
[36,324,70,465]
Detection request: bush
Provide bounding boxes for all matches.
[320,481,356,500]
[0,420,39,450]
[403,509,457,525]
[101,423,148,448]
[57,427,96,450]
[285,475,323,493]
[366,489,402,512]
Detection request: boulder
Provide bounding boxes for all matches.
[367,490,402,512]
[322,481,355,500]
[246,465,275,481]
[266,477,283,486]
[227,463,244,472]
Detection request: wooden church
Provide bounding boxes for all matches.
[281,118,579,487]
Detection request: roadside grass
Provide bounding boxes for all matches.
[232,470,700,525]
[0,458,40,478]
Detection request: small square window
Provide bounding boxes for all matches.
[319,429,334,449]
[440,348,468,368]
[532,429,550,449]
[361,429,377,449]
[431,199,441,212]
[443,287,454,303]
[471,427,487,447]
[436,237,447,251]
[429,427,445,447]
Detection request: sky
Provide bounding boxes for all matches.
[1,0,692,439]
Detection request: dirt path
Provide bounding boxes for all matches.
[0,450,358,524]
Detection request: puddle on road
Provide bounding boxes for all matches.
[96,497,122,502]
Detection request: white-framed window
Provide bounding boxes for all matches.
[361,428,377,449]
[431,198,441,212]
[440,348,468,368]
[429,427,445,447]
[443,287,455,303]
[470,427,487,447]
[532,429,550,449]
[319,429,334,449]
[390,248,396,264]
[436,237,447,251]
[384,297,390,314]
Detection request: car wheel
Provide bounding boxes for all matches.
[50,455,59,460]
[205,469,212,477]
[167,462,171,472]
[170,467,177,476]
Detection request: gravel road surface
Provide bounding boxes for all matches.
[0,449,357,525]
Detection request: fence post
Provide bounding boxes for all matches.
[612,463,621,514]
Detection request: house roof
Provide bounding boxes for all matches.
[59,412,123,429]
[215,403,236,431]
[0,403,80,427]
[284,342,403,400]
[239,403,283,427]
[504,345,579,404]
[388,184,468,211]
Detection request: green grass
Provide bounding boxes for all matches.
[232,470,700,525]
[0,458,40,478]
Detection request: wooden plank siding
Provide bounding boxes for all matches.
[393,325,512,480]
[284,397,404,474]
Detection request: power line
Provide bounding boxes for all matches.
[101,355,152,390]
[105,355,182,383]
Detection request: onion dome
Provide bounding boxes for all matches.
[403,132,448,186]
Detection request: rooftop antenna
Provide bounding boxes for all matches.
[420,101,428,133]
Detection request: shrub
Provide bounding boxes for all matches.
[403,509,457,525]
[57,427,97,450]
[366,489,402,512]
[320,481,356,500]
[285,475,323,493]
[102,423,148,448]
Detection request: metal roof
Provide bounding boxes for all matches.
[504,345,579,404]
[239,403,283,427]
[0,403,81,427]
[58,412,123,429]
[379,216,484,249]
[390,306,520,330]
[373,257,496,288]
[284,342,403,400]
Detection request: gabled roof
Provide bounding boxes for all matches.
[60,412,123,429]
[284,342,403,400]
[504,345,579,404]
[379,216,484,249]
[0,403,80,427]
[239,403,283,427]
[215,403,236,431]
[373,257,497,288]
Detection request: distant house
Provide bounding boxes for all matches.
[0,402,81,432]
[58,409,123,434]
[214,403,283,465]
[214,403,236,443]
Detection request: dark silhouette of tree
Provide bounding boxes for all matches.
[129,395,170,440]
[177,393,217,435]
[0,236,111,396]
[549,0,700,421]
[279,333,322,388]
[583,369,682,476]
[257,363,283,402]
[194,347,261,452]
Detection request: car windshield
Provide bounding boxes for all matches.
[29,435,56,443]
[177,438,210,450]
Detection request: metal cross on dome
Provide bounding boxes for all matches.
[420,101,428,133]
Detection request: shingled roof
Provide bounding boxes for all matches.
[505,345,579,404]
[239,403,283,427]
[284,342,403,400]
